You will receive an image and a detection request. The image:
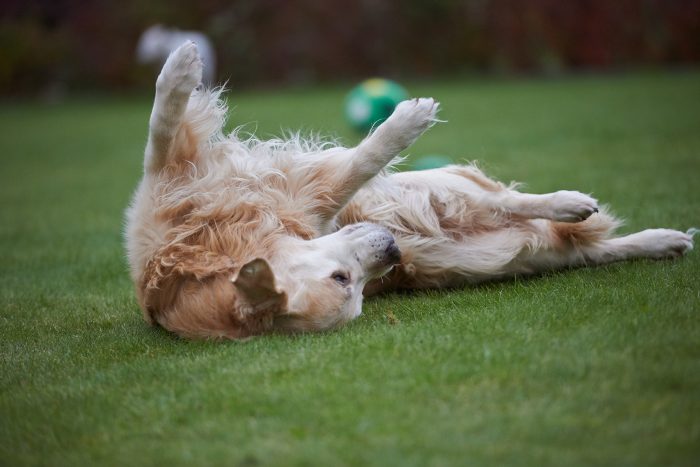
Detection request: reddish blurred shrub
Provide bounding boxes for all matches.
[1,0,699,94]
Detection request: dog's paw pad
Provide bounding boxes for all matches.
[157,41,203,95]
[393,97,438,123]
[383,97,440,143]
[549,190,599,223]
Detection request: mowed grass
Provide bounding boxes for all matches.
[1,71,699,466]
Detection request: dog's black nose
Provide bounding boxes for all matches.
[385,241,401,264]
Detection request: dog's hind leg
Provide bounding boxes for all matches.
[554,225,694,264]
[144,41,203,174]
[483,188,600,223]
[509,190,600,223]
[520,218,695,274]
[435,165,600,223]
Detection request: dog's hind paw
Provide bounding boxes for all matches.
[634,228,694,258]
[548,190,600,223]
[156,41,203,95]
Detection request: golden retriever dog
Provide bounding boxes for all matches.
[125,42,696,339]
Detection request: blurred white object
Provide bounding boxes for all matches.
[136,25,216,85]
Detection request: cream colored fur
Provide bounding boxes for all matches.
[125,42,696,339]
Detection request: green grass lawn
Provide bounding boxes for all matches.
[1,71,700,466]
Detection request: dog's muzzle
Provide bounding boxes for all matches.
[340,222,401,269]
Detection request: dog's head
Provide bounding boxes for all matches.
[142,222,399,338]
[269,222,400,331]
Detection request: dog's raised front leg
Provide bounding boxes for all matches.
[314,98,439,221]
[352,98,439,178]
[144,41,202,174]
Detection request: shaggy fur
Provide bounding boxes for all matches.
[125,42,696,339]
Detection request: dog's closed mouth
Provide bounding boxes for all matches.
[385,241,401,265]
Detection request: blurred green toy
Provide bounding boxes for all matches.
[413,155,453,171]
[344,78,408,132]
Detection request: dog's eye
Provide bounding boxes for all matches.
[331,272,350,286]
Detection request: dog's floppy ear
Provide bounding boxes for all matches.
[232,258,287,313]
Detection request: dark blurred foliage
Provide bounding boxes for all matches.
[1,0,699,95]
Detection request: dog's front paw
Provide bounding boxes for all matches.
[156,41,203,95]
[548,190,599,222]
[384,98,440,144]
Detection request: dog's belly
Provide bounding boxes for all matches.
[338,167,530,293]
[338,166,507,238]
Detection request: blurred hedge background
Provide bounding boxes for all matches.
[2,0,700,96]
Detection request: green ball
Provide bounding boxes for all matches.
[413,155,453,171]
[345,78,409,132]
